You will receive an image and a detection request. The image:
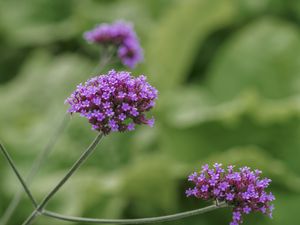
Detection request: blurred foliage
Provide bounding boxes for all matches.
[1,0,300,225]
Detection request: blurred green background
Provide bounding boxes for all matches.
[1,0,300,224]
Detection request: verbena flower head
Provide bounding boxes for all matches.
[84,21,143,68]
[186,163,275,225]
[66,70,158,135]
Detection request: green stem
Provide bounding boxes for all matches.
[0,114,69,225]
[22,133,104,225]
[1,49,112,225]
[0,143,37,208]
[41,203,227,224]
[0,140,228,225]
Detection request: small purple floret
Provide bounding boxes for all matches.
[66,70,158,135]
[186,163,275,225]
[84,21,143,68]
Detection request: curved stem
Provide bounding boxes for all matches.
[91,46,115,75]
[1,50,113,225]
[0,140,228,225]
[0,143,37,208]
[42,203,227,224]
[0,114,69,225]
[28,114,70,183]
[22,133,104,225]
[99,52,112,72]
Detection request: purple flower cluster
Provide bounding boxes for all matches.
[84,21,143,68]
[186,163,275,225]
[65,70,158,135]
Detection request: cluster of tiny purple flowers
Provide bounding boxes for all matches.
[84,21,143,68]
[186,163,275,225]
[66,70,158,135]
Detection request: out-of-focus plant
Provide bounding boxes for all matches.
[1,19,145,225]
[0,15,275,225]
[1,0,300,225]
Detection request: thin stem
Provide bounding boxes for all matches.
[0,143,37,208]
[22,133,104,225]
[97,47,116,74]
[0,114,69,225]
[99,53,111,71]
[28,114,70,183]
[0,192,23,225]
[1,49,113,225]
[42,203,227,224]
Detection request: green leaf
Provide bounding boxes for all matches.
[121,156,178,216]
[163,88,300,128]
[145,0,236,89]
[206,17,300,101]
